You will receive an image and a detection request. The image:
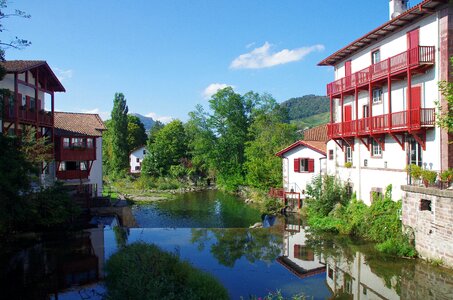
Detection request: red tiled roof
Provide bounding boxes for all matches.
[276,140,326,157]
[54,112,106,137]
[318,0,448,66]
[0,60,65,92]
[302,124,328,142]
[276,123,329,157]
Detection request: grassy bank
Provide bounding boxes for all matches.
[304,176,416,258]
[105,242,228,299]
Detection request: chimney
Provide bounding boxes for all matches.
[389,0,409,19]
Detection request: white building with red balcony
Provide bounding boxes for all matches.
[319,0,452,203]
[0,60,65,183]
[54,112,106,197]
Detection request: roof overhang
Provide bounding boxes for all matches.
[318,0,449,66]
[276,140,327,157]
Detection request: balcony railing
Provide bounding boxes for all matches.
[327,46,435,96]
[56,147,96,161]
[327,108,435,138]
[3,105,53,126]
[56,170,89,180]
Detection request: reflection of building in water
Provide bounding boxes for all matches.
[324,253,399,300]
[278,218,326,279]
[2,227,106,299]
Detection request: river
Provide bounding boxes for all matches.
[1,190,453,299]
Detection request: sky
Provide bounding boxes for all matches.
[3,0,424,122]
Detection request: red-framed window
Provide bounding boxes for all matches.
[294,158,315,173]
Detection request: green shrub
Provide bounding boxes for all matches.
[262,196,285,215]
[376,238,417,258]
[133,175,157,190]
[344,161,353,168]
[440,168,453,182]
[156,178,181,190]
[306,175,350,217]
[105,242,228,300]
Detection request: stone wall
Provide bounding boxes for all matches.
[401,185,453,268]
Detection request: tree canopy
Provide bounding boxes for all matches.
[110,93,129,175]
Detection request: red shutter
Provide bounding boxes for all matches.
[308,159,315,173]
[294,158,300,173]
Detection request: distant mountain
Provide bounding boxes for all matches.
[280,94,329,121]
[130,113,155,132]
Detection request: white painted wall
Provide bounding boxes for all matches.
[281,145,326,194]
[130,146,146,173]
[88,137,103,197]
[284,229,325,271]
[326,13,443,204]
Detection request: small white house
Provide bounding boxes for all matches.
[130,146,146,173]
[276,125,328,194]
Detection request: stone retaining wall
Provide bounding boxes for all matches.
[401,185,453,268]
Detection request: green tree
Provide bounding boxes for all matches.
[185,105,215,181]
[127,114,147,152]
[437,57,453,133]
[142,119,187,176]
[102,119,113,174]
[245,96,297,189]
[207,87,253,190]
[110,93,129,175]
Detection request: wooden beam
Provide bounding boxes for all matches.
[358,137,370,151]
[334,139,344,151]
[342,138,355,151]
[371,134,385,151]
[411,131,426,151]
[389,132,405,150]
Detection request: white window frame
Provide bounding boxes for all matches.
[372,49,380,64]
[372,88,383,104]
[372,139,382,157]
[345,146,353,163]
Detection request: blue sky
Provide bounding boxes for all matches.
[4,1,423,121]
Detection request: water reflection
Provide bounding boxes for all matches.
[2,204,453,299]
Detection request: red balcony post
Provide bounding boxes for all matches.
[341,94,344,136]
[355,88,359,134]
[14,73,19,136]
[387,60,392,131]
[369,81,373,134]
[407,69,412,131]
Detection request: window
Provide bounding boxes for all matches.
[345,146,353,163]
[294,158,314,173]
[63,138,70,149]
[328,150,334,160]
[372,49,380,64]
[143,150,146,155]
[372,139,382,157]
[72,137,85,148]
[372,88,383,104]
[136,158,140,163]
[21,94,26,106]
[30,97,35,110]
[328,266,334,280]
[59,161,66,171]
[86,138,93,148]
[9,95,14,116]
[409,139,422,166]
[135,166,141,171]
[363,105,369,118]
[80,161,88,171]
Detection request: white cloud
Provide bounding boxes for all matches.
[54,68,73,81]
[82,108,110,120]
[202,83,234,99]
[230,42,325,69]
[145,112,173,124]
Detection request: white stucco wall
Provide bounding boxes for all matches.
[88,137,103,197]
[130,146,146,173]
[281,145,327,194]
[326,12,443,205]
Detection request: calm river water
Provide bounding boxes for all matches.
[1,190,453,299]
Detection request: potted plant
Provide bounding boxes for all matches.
[421,169,437,187]
[440,168,453,187]
[406,164,422,185]
[344,162,353,168]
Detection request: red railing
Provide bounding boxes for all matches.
[56,147,96,161]
[269,187,285,199]
[4,106,53,126]
[328,108,435,138]
[56,170,89,180]
[326,46,435,96]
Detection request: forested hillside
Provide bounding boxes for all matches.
[280,94,329,120]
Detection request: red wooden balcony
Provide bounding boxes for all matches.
[56,147,96,161]
[56,170,89,180]
[3,106,53,126]
[327,108,435,139]
[326,46,435,97]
